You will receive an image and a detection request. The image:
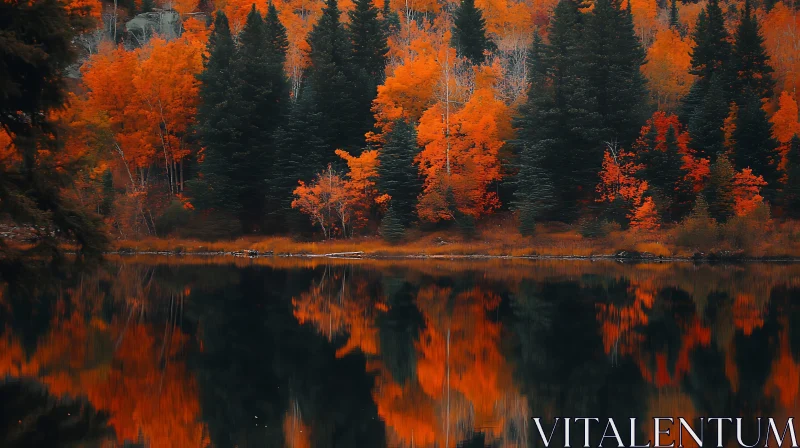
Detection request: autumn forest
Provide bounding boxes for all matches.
[2,0,800,255]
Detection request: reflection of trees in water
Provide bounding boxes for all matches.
[0,377,113,448]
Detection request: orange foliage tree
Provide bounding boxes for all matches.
[732,168,767,217]
[415,64,511,221]
[643,28,695,112]
[762,3,800,103]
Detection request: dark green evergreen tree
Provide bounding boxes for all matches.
[513,143,556,236]
[782,136,800,218]
[705,153,736,222]
[582,0,649,147]
[192,7,283,231]
[730,0,775,105]
[348,0,388,136]
[451,0,496,64]
[140,0,155,13]
[669,0,681,31]
[636,125,691,221]
[380,206,405,243]
[681,0,731,123]
[272,87,329,227]
[0,0,107,257]
[513,7,602,222]
[262,2,292,228]
[732,91,779,196]
[306,0,361,154]
[377,119,421,226]
[382,0,400,35]
[688,74,729,161]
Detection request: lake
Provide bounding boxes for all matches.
[1,256,799,447]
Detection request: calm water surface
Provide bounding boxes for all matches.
[1,257,800,447]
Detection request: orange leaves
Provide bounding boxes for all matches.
[630,196,660,231]
[415,65,510,221]
[732,168,767,217]
[762,3,800,101]
[596,146,645,205]
[771,90,800,144]
[643,29,695,112]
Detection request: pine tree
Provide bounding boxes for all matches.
[377,119,422,226]
[380,206,406,243]
[705,153,736,222]
[636,125,691,220]
[730,0,775,105]
[514,142,556,236]
[682,0,731,123]
[669,0,680,30]
[192,11,237,212]
[140,0,155,13]
[782,136,800,218]
[348,0,388,135]
[272,87,329,216]
[262,2,291,228]
[192,7,283,231]
[307,0,360,153]
[382,0,400,35]
[451,0,496,65]
[688,74,729,161]
[732,91,779,197]
[582,0,649,148]
[513,5,602,221]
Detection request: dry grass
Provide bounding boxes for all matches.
[106,219,800,259]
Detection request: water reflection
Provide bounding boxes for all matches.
[0,257,799,447]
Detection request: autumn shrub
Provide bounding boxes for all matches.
[578,217,618,239]
[719,203,771,253]
[155,201,192,236]
[674,198,719,252]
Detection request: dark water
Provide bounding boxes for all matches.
[1,256,800,447]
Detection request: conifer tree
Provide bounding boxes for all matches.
[193,7,281,231]
[730,0,775,105]
[348,0,388,135]
[307,0,361,153]
[377,119,422,226]
[192,12,237,212]
[380,206,406,243]
[451,0,496,64]
[688,74,729,161]
[582,0,649,147]
[705,153,736,221]
[514,6,602,221]
[782,136,800,218]
[514,143,556,236]
[682,0,731,122]
[669,0,680,30]
[732,91,779,196]
[636,125,691,220]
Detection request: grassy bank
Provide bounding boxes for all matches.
[109,220,800,260]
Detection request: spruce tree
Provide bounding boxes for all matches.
[730,0,775,105]
[669,0,680,30]
[782,136,800,218]
[732,91,779,196]
[348,0,388,135]
[377,119,422,226]
[513,143,556,236]
[272,87,329,214]
[380,206,406,243]
[307,0,361,154]
[705,153,736,222]
[192,12,237,212]
[451,0,496,64]
[192,7,284,231]
[262,2,291,227]
[514,5,602,221]
[636,125,691,220]
[582,0,649,147]
[682,0,731,122]
[688,74,729,161]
